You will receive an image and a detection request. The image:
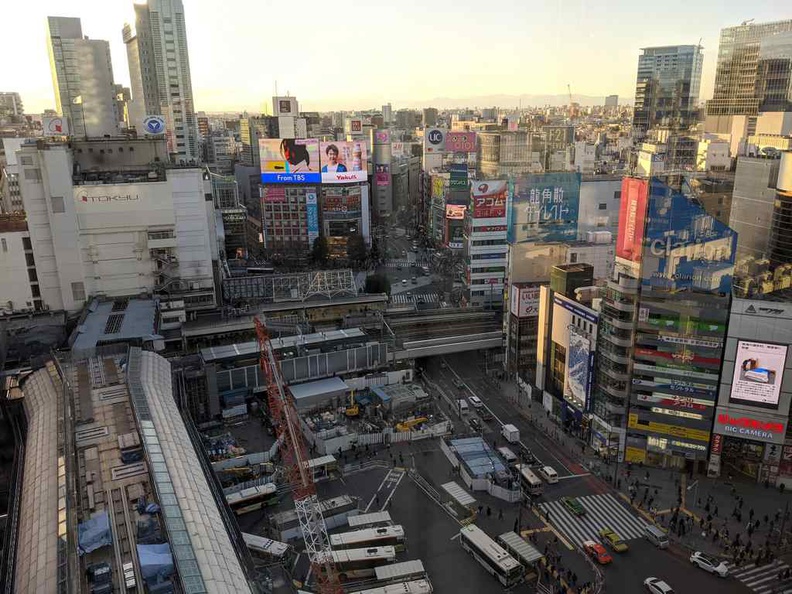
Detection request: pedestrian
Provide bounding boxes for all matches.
[478,504,483,515]
[486,506,492,517]
[498,508,504,520]
[715,505,719,517]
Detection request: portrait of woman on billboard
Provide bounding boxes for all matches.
[280,138,313,172]
[321,144,348,173]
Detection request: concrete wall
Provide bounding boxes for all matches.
[0,230,34,312]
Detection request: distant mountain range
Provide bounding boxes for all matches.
[397,94,630,109]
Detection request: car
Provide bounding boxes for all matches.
[402,250,407,256]
[401,279,407,285]
[468,395,484,408]
[583,541,613,565]
[689,551,728,577]
[411,276,417,284]
[561,496,586,516]
[643,577,674,594]
[468,417,482,432]
[599,527,629,552]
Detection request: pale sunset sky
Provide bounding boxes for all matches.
[3,0,790,113]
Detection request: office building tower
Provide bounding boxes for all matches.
[730,155,781,265]
[604,95,618,109]
[123,0,199,163]
[423,107,438,127]
[0,92,24,122]
[383,103,392,125]
[239,116,276,167]
[47,17,119,137]
[633,45,703,139]
[708,20,792,116]
[593,177,736,468]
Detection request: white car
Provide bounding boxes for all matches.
[468,395,484,408]
[644,577,674,594]
[690,551,729,577]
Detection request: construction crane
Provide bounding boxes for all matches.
[255,317,343,594]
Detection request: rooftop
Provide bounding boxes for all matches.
[289,376,350,402]
[71,299,159,356]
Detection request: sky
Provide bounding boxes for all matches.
[3,0,791,114]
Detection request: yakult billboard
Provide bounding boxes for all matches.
[319,141,368,184]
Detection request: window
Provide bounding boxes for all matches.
[599,203,607,210]
[0,238,6,252]
[19,156,33,166]
[22,237,31,250]
[25,253,35,267]
[28,269,37,282]
[71,282,86,302]
[24,168,42,182]
[51,196,65,213]
[31,285,40,298]
[570,252,578,263]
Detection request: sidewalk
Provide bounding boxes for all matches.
[501,379,792,561]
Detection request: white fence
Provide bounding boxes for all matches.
[305,419,452,455]
[211,439,279,471]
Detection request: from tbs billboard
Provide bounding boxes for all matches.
[320,141,368,184]
[260,139,320,184]
[472,180,507,219]
[729,341,788,410]
[509,172,581,243]
[616,177,648,262]
[445,131,477,153]
[640,179,737,294]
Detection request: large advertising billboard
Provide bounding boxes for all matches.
[616,177,648,262]
[445,205,466,220]
[375,164,390,187]
[424,128,446,153]
[319,141,367,184]
[639,180,737,294]
[306,191,319,245]
[729,341,788,409]
[565,326,592,412]
[260,139,320,184]
[509,285,540,318]
[472,180,507,219]
[446,131,477,153]
[509,172,581,243]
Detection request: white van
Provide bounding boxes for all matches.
[644,525,669,549]
[468,395,484,408]
[497,446,518,464]
[538,466,559,484]
[458,399,469,415]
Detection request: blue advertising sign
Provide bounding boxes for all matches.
[640,180,737,294]
[508,172,581,243]
[565,326,592,412]
[306,191,319,246]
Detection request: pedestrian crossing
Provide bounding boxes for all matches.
[382,260,415,269]
[727,559,792,593]
[538,494,648,547]
[390,292,441,305]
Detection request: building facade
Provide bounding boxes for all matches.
[466,180,508,308]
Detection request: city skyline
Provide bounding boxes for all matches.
[3,0,790,114]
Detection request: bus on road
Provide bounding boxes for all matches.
[332,546,397,581]
[226,483,278,515]
[459,525,524,587]
[330,526,406,552]
[515,464,543,496]
[352,579,433,594]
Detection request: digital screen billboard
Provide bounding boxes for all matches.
[260,139,320,184]
[640,180,737,294]
[565,326,592,412]
[729,341,788,409]
[319,141,368,184]
[445,205,466,220]
[509,172,581,243]
[616,177,648,262]
[446,131,477,152]
[472,180,507,219]
[375,164,390,187]
[306,191,319,245]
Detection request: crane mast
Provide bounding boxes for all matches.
[255,317,343,594]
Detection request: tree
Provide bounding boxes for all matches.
[364,273,391,296]
[347,234,367,267]
[311,236,329,265]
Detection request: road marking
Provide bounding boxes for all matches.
[449,532,461,541]
[365,468,405,513]
[557,473,590,480]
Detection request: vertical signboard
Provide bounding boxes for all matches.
[616,177,648,262]
[509,172,581,243]
[424,128,446,153]
[565,326,592,411]
[375,164,390,187]
[509,285,540,318]
[472,181,508,219]
[728,341,788,410]
[306,191,319,246]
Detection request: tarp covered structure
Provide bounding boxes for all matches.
[78,511,111,555]
[137,543,175,583]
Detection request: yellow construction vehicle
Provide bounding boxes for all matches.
[345,390,360,417]
[396,417,428,432]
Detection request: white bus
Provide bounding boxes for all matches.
[515,464,543,496]
[332,546,397,581]
[374,559,426,584]
[242,532,292,562]
[459,525,524,587]
[331,526,406,551]
[351,579,433,594]
[348,511,393,529]
[226,483,279,515]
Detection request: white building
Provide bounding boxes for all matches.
[47,17,119,138]
[123,0,199,163]
[0,215,36,313]
[573,141,597,175]
[1,138,27,213]
[636,142,666,176]
[13,139,216,314]
[697,135,731,171]
[578,176,622,239]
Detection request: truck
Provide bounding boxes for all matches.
[501,424,520,443]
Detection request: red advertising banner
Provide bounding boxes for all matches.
[445,205,466,220]
[263,187,286,203]
[472,180,507,219]
[445,131,477,153]
[616,177,648,262]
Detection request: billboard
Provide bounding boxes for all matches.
[509,285,540,318]
[639,179,737,294]
[142,115,166,135]
[391,142,405,157]
[262,186,286,203]
[374,130,390,144]
[449,163,468,191]
[43,116,69,136]
[729,341,788,409]
[306,191,319,245]
[565,326,592,411]
[714,410,788,445]
[259,138,320,184]
[431,176,445,200]
[424,128,446,153]
[509,172,581,243]
[445,205,466,220]
[273,96,298,116]
[445,131,477,152]
[472,180,507,219]
[319,141,367,184]
[616,177,648,262]
[375,164,390,187]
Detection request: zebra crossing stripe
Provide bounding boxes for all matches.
[584,494,647,535]
[729,560,792,592]
[539,494,648,547]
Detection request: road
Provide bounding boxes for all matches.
[426,352,752,594]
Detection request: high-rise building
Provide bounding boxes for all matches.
[604,95,619,109]
[123,0,199,163]
[47,17,119,137]
[593,177,737,469]
[707,19,792,117]
[730,155,781,264]
[423,107,438,127]
[382,103,393,125]
[633,45,703,140]
[0,92,24,122]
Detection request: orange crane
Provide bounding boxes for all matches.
[255,317,343,594]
